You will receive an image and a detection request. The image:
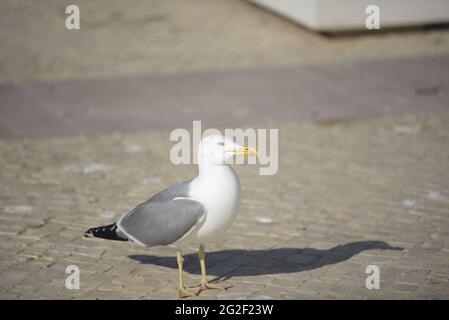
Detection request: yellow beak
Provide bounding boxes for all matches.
[234,146,258,156]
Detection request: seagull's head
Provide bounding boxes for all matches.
[198,135,257,165]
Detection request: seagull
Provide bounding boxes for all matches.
[85,135,257,298]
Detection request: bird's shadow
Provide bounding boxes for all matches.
[129,240,402,281]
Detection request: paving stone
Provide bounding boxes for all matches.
[1,112,449,299]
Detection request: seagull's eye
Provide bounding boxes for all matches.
[217,141,225,147]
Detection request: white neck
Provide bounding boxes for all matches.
[191,163,241,208]
[198,163,234,180]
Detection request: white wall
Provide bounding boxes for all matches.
[249,0,449,32]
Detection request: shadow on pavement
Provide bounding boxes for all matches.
[129,240,402,280]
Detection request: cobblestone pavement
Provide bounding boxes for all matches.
[1,112,448,299]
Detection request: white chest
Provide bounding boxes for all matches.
[188,165,241,241]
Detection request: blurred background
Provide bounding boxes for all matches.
[0,0,448,138]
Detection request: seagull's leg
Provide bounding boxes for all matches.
[176,251,197,298]
[197,244,233,291]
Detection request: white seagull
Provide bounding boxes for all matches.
[85,135,257,297]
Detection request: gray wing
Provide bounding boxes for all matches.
[117,199,205,246]
[147,179,193,203]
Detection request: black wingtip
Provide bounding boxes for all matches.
[84,223,127,241]
[84,229,95,238]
